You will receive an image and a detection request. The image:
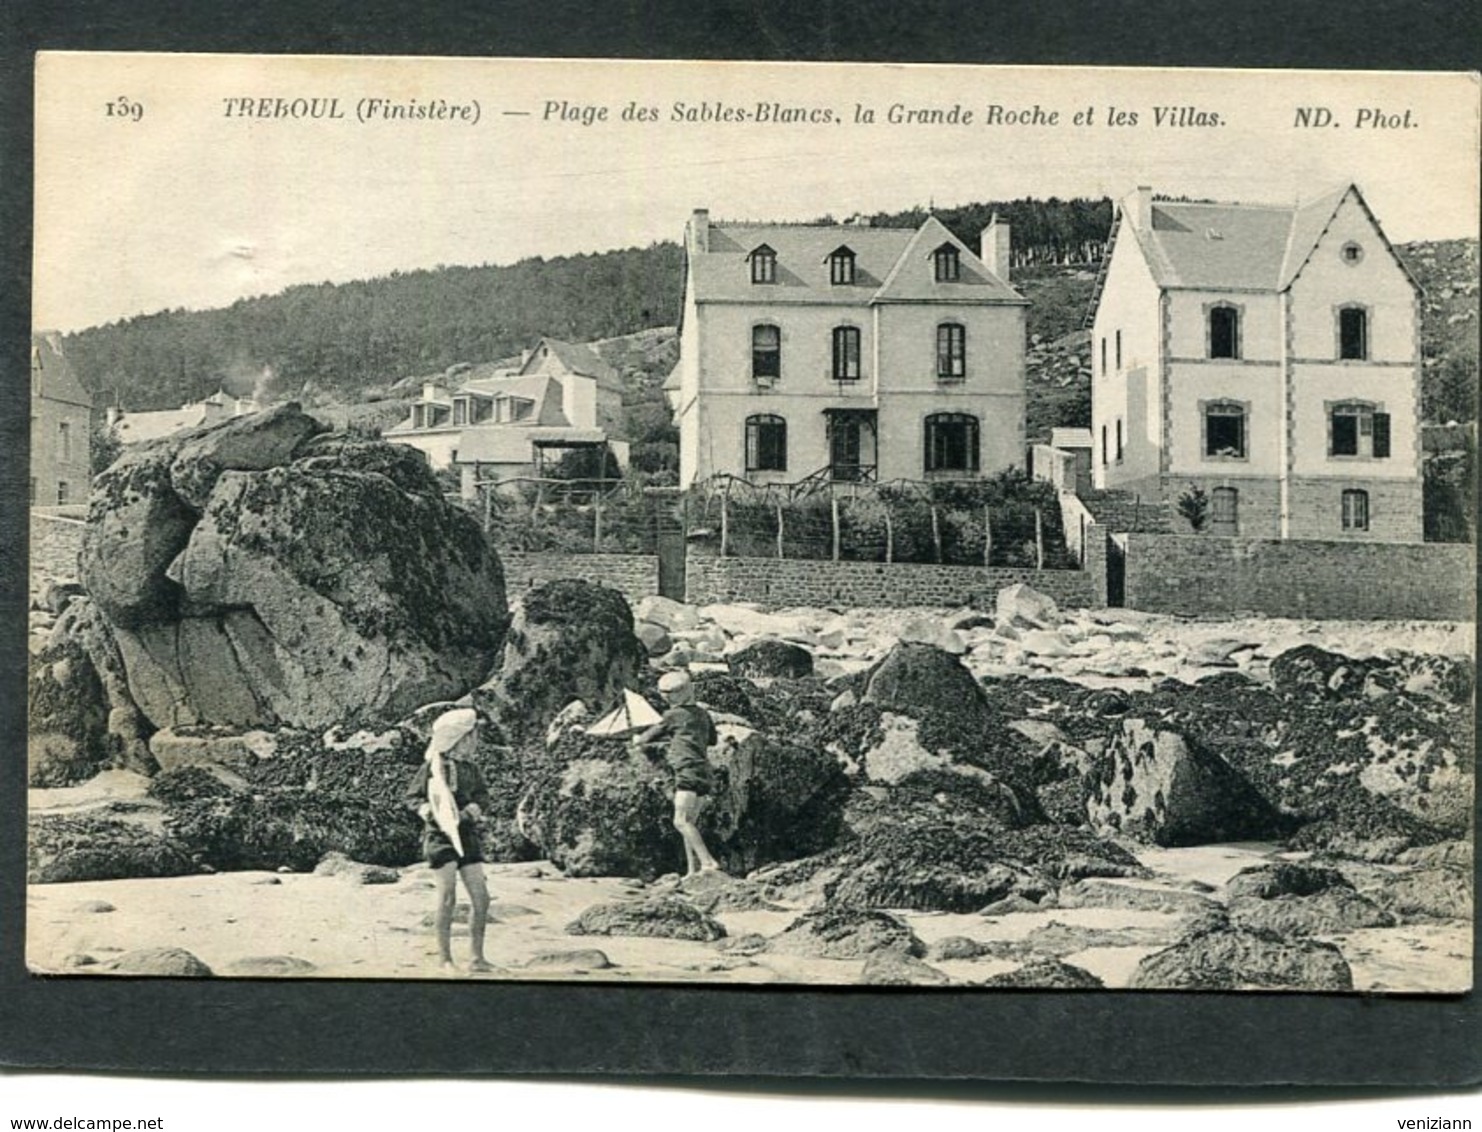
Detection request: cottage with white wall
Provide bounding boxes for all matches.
[1088,183,1422,541]
[673,211,1027,488]
[386,337,628,495]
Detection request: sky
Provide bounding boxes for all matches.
[33,55,1480,332]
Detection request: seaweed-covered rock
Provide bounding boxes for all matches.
[1269,644,1372,701]
[1359,866,1473,922]
[768,907,924,959]
[1130,926,1353,991]
[477,580,646,746]
[1088,718,1284,846]
[27,811,198,884]
[516,738,676,879]
[1224,862,1351,901]
[861,641,993,727]
[729,638,814,679]
[566,896,725,942]
[1226,889,1395,936]
[978,960,1104,989]
[707,730,852,875]
[859,950,951,986]
[107,948,214,977]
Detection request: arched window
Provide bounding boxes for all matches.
[1209,304,1240,359]
[1338,305,1369,360]
[932,243,961,283]
[745,414,787,472]
[1342,488,1370,531]
[828,246,856,286]
[748,244,777,284]
[832,326,861,381]
[936,322,966,381]
[1203,400,1248,459]
[924,412,980,473]
[752,324,781,381]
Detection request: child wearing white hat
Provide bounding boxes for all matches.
[630,671,723,877]
[403,707,493,973]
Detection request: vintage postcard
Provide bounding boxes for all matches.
[26,54,1477,993]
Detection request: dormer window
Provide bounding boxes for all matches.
[827,246,856,285]
[932,243,961,283]
[749,244,777,284]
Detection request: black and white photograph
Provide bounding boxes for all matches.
[24,54,1477,996]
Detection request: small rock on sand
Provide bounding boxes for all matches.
[525,949,614,971]
[74,900,116,914]
[859,949,951,986]
[223,956,318,976]
[107,948,214,977]
[978,960,1104,989]
[566,896,726,942]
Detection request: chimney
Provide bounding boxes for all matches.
[981,213,1011,281]
[1128,186,1153,230]
[688,208,710,254]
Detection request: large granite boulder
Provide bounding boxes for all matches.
[861,641,994,728]
[79,411,509,731]
[476,580,646,746]
[1088,718,1285,846]
[28,597,155,785]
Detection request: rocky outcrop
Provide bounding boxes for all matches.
[767,907,925,959]
[861,641,993,727]
[516,725,852,880]
[76,408,508,731]
[728,638,814,679]
[566,896,726,942]
[859,950,951,985]
[476,580,646,746]
[516,736,676,879]
[1130,925,1353,991]
[27,811,197,884]
[1089,718,1285,846]
[28,597,154,785]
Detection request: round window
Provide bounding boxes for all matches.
[1341,241,1364,265]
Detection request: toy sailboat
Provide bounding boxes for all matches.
[584,688,663,737]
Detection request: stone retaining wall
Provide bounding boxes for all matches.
[1121,534,1474,621]
[685,553,1097,610]
[500,550,660,607]
[29,509,86,601]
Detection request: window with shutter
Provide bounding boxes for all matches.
[1373,412,1391,458]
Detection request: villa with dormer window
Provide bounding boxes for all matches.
[673,210,1027,487]
[1087,183,1423,541]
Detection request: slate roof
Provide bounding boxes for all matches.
[1118,183,1416,295]
[1049,427,1093,450]
[689,216,1024,305]
[527,337,623,393]
[114,406,210,444]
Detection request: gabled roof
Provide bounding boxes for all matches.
[688,216,1024,306]
[1110,183,1419,296]
[522,337,623,393]
[30,333,91,408]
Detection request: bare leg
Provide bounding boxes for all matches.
[673,790,721,876]
[432,861,459,971]
[461,863,493,972]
